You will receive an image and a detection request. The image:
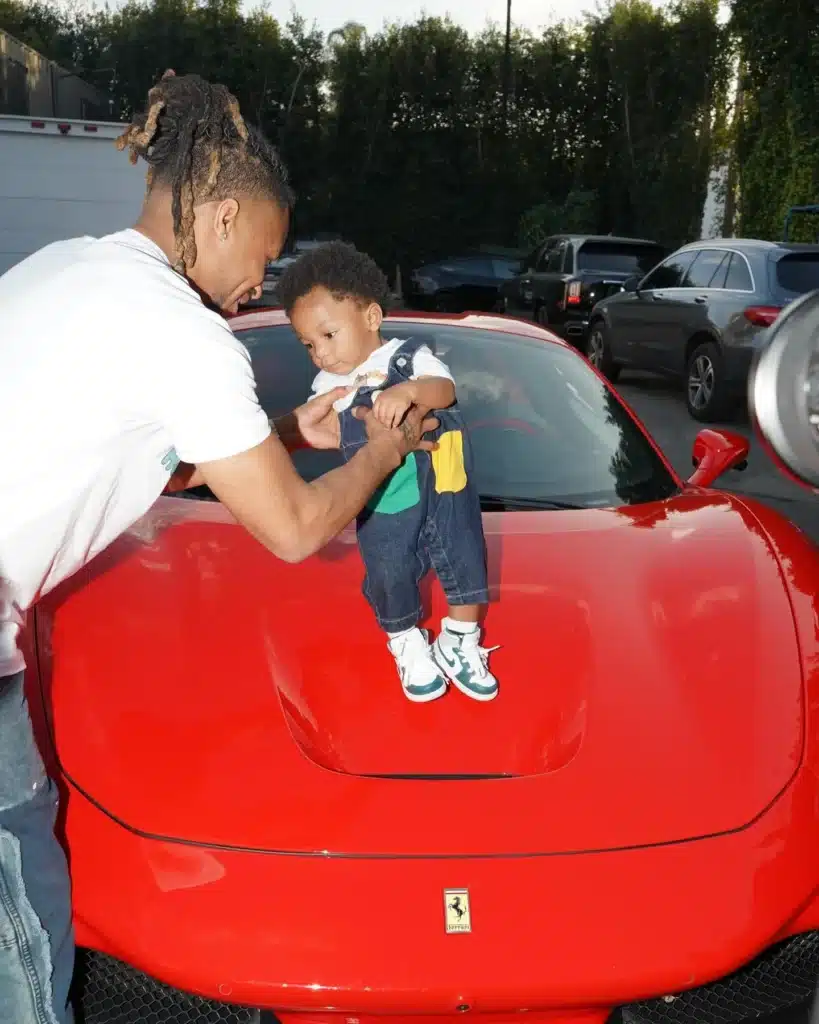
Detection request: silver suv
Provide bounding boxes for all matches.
[586,239,819,421]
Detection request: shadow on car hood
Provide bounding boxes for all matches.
[37,493,803,856]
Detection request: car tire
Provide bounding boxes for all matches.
[685,340,731,422]
[535,304,550,327]
[586,321,621,382]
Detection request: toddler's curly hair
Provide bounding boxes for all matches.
[277,241,391,314]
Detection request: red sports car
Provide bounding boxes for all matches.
[27,310,819,1024]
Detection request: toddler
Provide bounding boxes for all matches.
[277,241,498,702]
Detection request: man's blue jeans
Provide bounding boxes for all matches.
[0,672,74,1024]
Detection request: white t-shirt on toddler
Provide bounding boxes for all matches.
[310,338,454,411]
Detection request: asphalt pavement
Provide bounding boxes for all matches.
[616,371,819,544]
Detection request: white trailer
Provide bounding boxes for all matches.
[0,114,147,277]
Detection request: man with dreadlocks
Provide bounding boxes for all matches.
[0,71,437,1024]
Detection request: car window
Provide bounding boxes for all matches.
[449,257,494,277]
[774,252,819,297]
[562,244,574,274]
[226,321,679,509]
[640,251,697,289]
[722,252,754,291]
[492,258,522,279]
[536,244,557,272]
[522,247,541,272]
[543,243,566,274]
[684,249,730,289]
[576,242,666,276]
[239,326,314,420]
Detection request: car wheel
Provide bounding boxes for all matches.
[535,304,549,326]
[587,322,621,382]
[685,340,731,422]
[493,295,508,314]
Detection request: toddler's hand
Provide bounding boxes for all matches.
[373,384,415,428]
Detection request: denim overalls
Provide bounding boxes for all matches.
[339,338,489,632]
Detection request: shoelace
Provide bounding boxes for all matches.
[453,636,500,679]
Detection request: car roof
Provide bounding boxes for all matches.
[564,234,662,246]
[676,238,819,254]
[229,307,574,348]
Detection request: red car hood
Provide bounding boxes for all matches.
[40,492,803,857]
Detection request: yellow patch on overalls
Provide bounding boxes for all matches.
[431,430,467,493]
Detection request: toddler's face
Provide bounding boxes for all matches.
[289,286,382,375]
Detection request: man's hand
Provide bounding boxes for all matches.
[353,402,439,462]
[372,382,414,428]
[275,386,351,451]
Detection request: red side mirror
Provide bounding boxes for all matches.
[687,429,750,488]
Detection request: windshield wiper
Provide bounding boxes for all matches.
[479,494,588,511]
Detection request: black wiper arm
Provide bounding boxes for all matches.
[479,493,587,511]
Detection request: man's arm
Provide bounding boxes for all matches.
[198,406,428,564]
[165,418,304,492]
[164,386,351,494]
[165,421,299,493]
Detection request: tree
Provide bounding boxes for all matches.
[730,0,819,240]
[0,0,730,270]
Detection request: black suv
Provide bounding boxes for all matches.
[499,235,667,347]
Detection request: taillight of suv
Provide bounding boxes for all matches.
[743,305,783,327]
[557,280,584,312]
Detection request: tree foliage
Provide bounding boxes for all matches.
[731,0,819,241]
[1,0,733,271]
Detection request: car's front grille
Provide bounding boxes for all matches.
[73,948,270,1023]
[619,931,819,1024]
[73,932,819,1024]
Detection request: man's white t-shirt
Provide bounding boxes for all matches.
[0,229,271,677]
[310,338,453,410]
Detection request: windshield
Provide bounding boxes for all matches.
[576,241,666,276]
[230,321,678,510]
[775,252,819,297]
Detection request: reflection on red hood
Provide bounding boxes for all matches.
[39,492,803,857]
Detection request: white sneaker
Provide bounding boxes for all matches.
[433,626,499,701]
[388,628,448,703]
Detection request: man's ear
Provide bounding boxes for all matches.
[366,302,384,332]
[214,198,240,240]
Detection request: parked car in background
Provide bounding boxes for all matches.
[241,239,328,309]
[586,238,819,421]
[405,252,523,312]
[498,235,667,347]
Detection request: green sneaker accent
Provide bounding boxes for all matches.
[406,675,447,697]
[367,452,420,514]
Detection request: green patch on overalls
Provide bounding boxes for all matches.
[366,452,420,514]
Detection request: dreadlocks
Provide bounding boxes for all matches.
[116,71,294,275]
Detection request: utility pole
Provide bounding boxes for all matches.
[501,0,511,135]
[499,0,513,243]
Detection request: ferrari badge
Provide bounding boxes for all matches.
[444,889,472,933]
